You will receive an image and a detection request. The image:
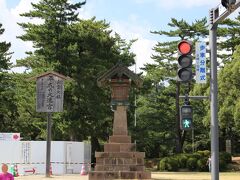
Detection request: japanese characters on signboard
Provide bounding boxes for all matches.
[195,41,207,84]
[36,74,64,112]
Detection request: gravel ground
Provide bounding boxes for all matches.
[151,172,240,180]
[15,175,89,180]
[14,172,240,180]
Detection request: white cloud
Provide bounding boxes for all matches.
[0,0,38,72]
[130,38,156,73]
[77,0,95,20]
[110,18,156,73]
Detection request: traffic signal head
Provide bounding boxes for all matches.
[177,40,193,82]
[180,105,193,131]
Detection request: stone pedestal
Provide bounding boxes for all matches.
[89,106,151,180]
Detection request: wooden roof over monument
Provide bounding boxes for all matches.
[97,62,143,88]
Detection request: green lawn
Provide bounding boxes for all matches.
[151,172,240,180]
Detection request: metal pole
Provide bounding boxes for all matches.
[46,112,52,177]
[134,62,137,128]
[209,10,219,180]
[134,63,137,145]
[192,128,194,153]
[179,96,209,100]
[134,95,137,127]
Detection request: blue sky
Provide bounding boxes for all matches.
[0,0,235,72]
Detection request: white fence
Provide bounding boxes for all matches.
[0,141,91,175]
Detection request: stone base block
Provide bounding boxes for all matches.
[95,165,145,171]
[95,152,145,159]
[96,157,144,166]
[89,171,151,180]
[104,143,136,152]
[109,135,131,143]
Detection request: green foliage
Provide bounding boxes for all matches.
[175,154,188,168]
[158,150,231,172]
[216,45,240,153]
[218,15,240,63]
[197,150,210,157]
[159,157,178,171]
[186,157,197,171]
[0,23,12,71]
[183,144,193,153]
[159,157,168,171]
[191,152,201,159]
[219,159,227,171]
[167,158,179,171]
[197,158,208,172]
[0,23,18,132]
[0,73,19,132]
[220,152,232,164]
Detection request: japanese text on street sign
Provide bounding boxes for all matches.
[36,75,64,112]
[195,42,207,84]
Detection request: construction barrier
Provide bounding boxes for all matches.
[80,163,87,175]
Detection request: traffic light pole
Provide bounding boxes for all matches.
[209,17,219,180]
[209,1,240,180]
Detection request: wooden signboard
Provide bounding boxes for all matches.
[36,73,65,112]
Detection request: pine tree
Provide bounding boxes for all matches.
[0,23,11,71]
[0,23,18,131]
[218,15,240,64]
[17,0,86,74]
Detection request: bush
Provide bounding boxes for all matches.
[158,150,232,172]
[220,152,232,163]
[159,157,169,171]
[197,158,208,172]
[191,152,201,159]
[183,144,192,153]
[186,157,197,171]
[176,154,188,168]
[219,159,227,171]
[167,158,178,171]
[197,150,210,157]
[159,157,178,171]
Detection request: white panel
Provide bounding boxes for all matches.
[0,141,91,175]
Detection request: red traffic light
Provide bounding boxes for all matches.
[177,40,193,82]
[178,40,192,54]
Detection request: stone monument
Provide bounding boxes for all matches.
[89,63,151,180]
